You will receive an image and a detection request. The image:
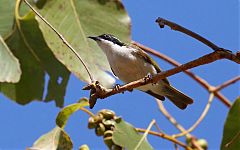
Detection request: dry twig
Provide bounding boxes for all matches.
[173,93,215,138]
[132,41,232,107]
[83,49,238,108]
[136,128,193,150]
[213,76,240,92]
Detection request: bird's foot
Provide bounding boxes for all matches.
[144,73,153,84]
[113,84,124,94]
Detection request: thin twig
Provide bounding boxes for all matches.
[136,128,193,150]
[23,0,94,82]
[213,76,240,92]
[79,107,95,117]
[173,93,215,138]
[156,17,223,51]
[132,41,232,107]
[153,121,163,134]
[156,100,187,135]
[134,120,155,150]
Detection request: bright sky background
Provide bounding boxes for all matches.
[0,0,238,149]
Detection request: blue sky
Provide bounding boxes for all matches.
[0,0,238,149]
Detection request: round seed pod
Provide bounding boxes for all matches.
[88,117,97,129]
[93,114,103,124]
[102,119,115,129]
[104,136,114,149]
[95,123,105,136]
[197,139,208,150]
[79,144,89,150]
[99,109,115,120]
[104,130,113,138]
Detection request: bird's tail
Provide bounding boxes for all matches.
[163,84,193,109]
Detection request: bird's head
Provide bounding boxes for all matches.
[88,34,125,47]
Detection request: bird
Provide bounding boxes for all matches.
[88,34,193,109]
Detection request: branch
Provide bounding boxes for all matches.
[136,128,193,150]
[156,100,188,135]
[213,76,240,92]
[156,17,227,52]
[84,49,237,108]
[132,41,232,107]
[173,93,215,138]
[23,0,94,82]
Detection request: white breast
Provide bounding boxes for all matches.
[97,40,157,83]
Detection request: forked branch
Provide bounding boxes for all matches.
[84,49,239,108]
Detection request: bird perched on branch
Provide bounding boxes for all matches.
[88,34,193,109]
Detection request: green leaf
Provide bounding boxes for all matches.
[0,0,15,37]
[56,98,89,128]
[0,0,30,37]
[112,119,153,150]
[0,36,21,83]
[0,12,70,107]
[35,0,131,88]
[221,97,240,150]
[28,126,73,150]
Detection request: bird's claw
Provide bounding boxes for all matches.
[113,84,123,93]
[144,73,153,84]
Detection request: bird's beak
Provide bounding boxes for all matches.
[87,36,100,41]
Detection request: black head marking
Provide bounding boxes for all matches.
[98,34,125,46]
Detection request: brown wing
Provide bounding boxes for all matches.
[130,44,170,85]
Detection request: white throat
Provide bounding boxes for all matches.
[96,39,134,59]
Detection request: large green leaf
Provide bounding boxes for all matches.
[0,12,70,107]
[56,98,89,128]
[28,126,73,150]
[0,0,31,37]
[112,119,153,150]
[221,97,240,150]
[0,36,21,83]
[0,0,15,37]
[35,0,131,88]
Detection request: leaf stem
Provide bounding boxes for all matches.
[134,119,155,150]
[213,76,240,92]
[136,128,193,150]
[79,107,95,117]
[156,17,221,51]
